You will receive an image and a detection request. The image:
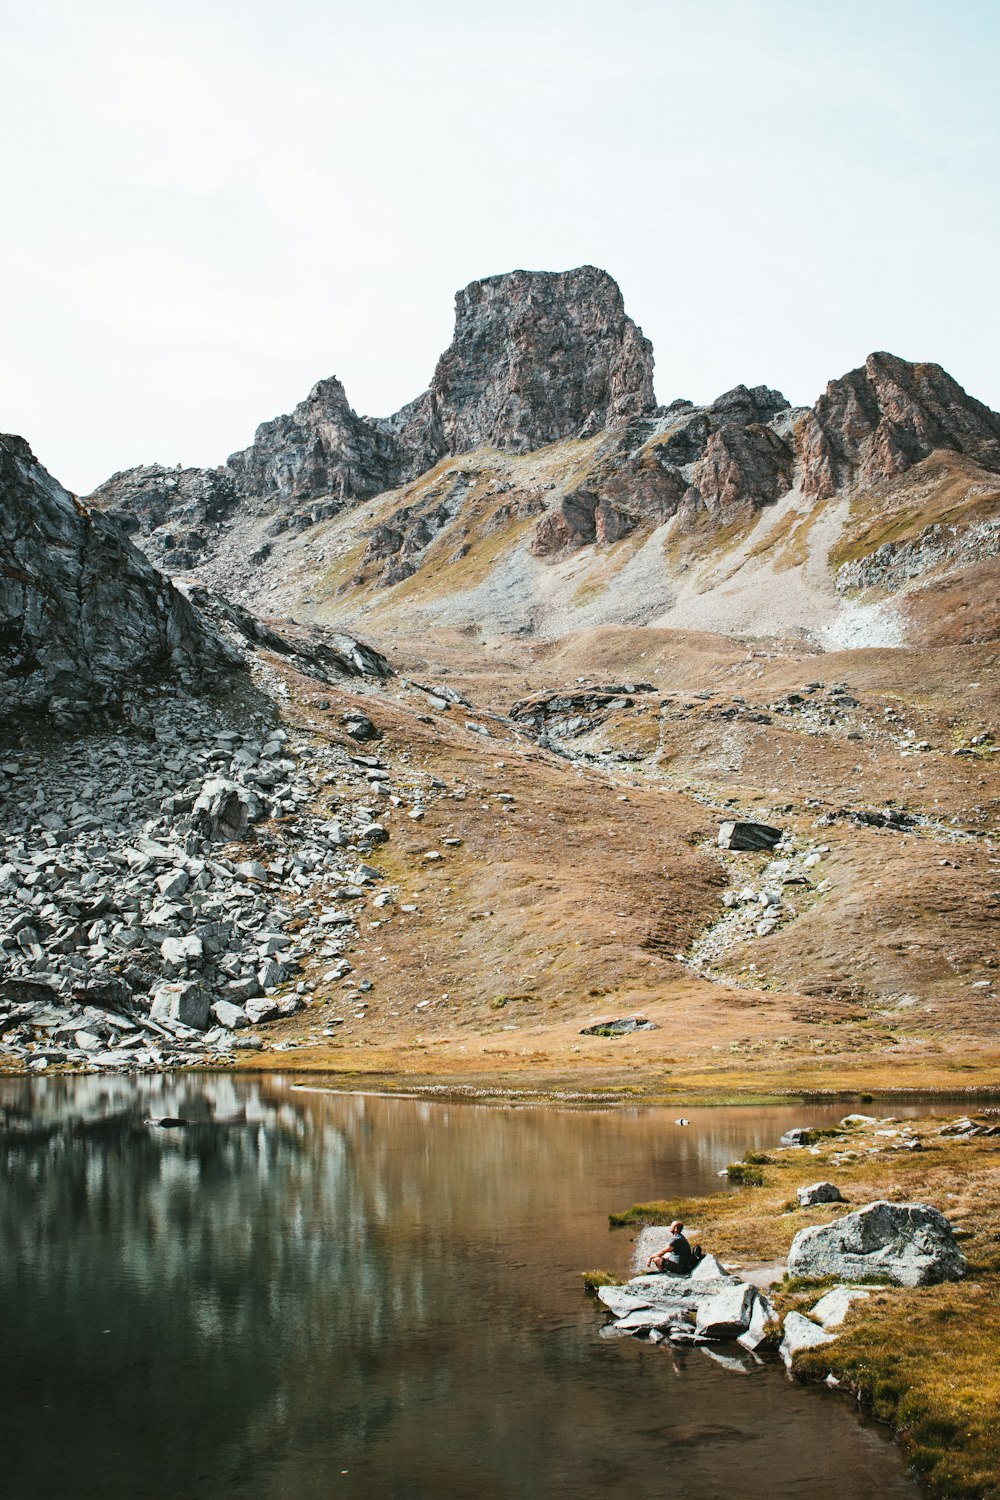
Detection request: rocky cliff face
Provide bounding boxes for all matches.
[87,266,657,559]
[531,385,796,556]
[0,434,238,724]
[87,462,239,572]
[84,268,1000,632]
[799,353,1000,501]
[415,265,656,456]
[678,419,795,527]
[226,376,403,508]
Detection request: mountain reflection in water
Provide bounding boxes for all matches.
[0,1075,923,1500]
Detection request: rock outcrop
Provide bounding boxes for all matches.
[177,582,392,684]
[227,376,403,508]
[0,434,237,725]
[799,353,1000,501]
[528,389,797,558]
[412,265,656,455]
[88,266,657,567]
[87,462,239,571]
[682,421,795,521]
[531,489,641,555]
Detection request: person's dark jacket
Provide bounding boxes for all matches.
[662,1231,695,1272]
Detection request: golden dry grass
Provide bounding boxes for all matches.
[830,451,1000,570]
[214,630,1000,1102]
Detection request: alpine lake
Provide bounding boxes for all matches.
[0,1075,932,1499]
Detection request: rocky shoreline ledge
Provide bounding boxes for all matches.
[597,1112,1000,1497]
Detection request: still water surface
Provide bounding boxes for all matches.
[0,1075,925,1499]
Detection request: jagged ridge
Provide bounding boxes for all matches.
[83,269,1000,650]
[88,266,656,563]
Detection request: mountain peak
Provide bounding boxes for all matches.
[799,351,1000,500]
[417,264,655,457]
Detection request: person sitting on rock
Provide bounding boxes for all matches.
[647,1220,704,1275]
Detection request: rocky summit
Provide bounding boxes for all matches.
[1,263,998,1101]
[88,266,655,571]
[85,269,1000,656]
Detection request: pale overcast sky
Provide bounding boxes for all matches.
[3,0,999,493]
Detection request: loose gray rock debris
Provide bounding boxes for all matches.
[510,683,657,741]
[0,663,443,1075]
[684,834,830,973]
[579,1017,658,1037]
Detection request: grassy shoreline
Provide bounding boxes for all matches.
[608,1113,1000,1499]
[7,1050,1000,1113]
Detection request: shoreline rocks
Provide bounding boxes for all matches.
[779,1311,837,1370]
[595,1183,967,1379]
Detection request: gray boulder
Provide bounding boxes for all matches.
[598,1276,702,1322]
[150,981,210,1031]
[611,1307,694,1334]
[211,999,249,1030]
[787,1200,967,1287]
[244,996,280,1024]
[809,1286,880,1329]
[596,1285,655,1318]
[694,1282,755,1339]
[342,713,380,742]
[192,777,262,842]
[737,1292,774,1351]
[690,1253,729,1282]
[780,1310,837,1370]
[797,1181,845,1207]
[718,820,783,852]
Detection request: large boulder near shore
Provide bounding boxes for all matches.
[694,1282,756,1339]
[809,1285,879,1329]
[787,1200,967,1287]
